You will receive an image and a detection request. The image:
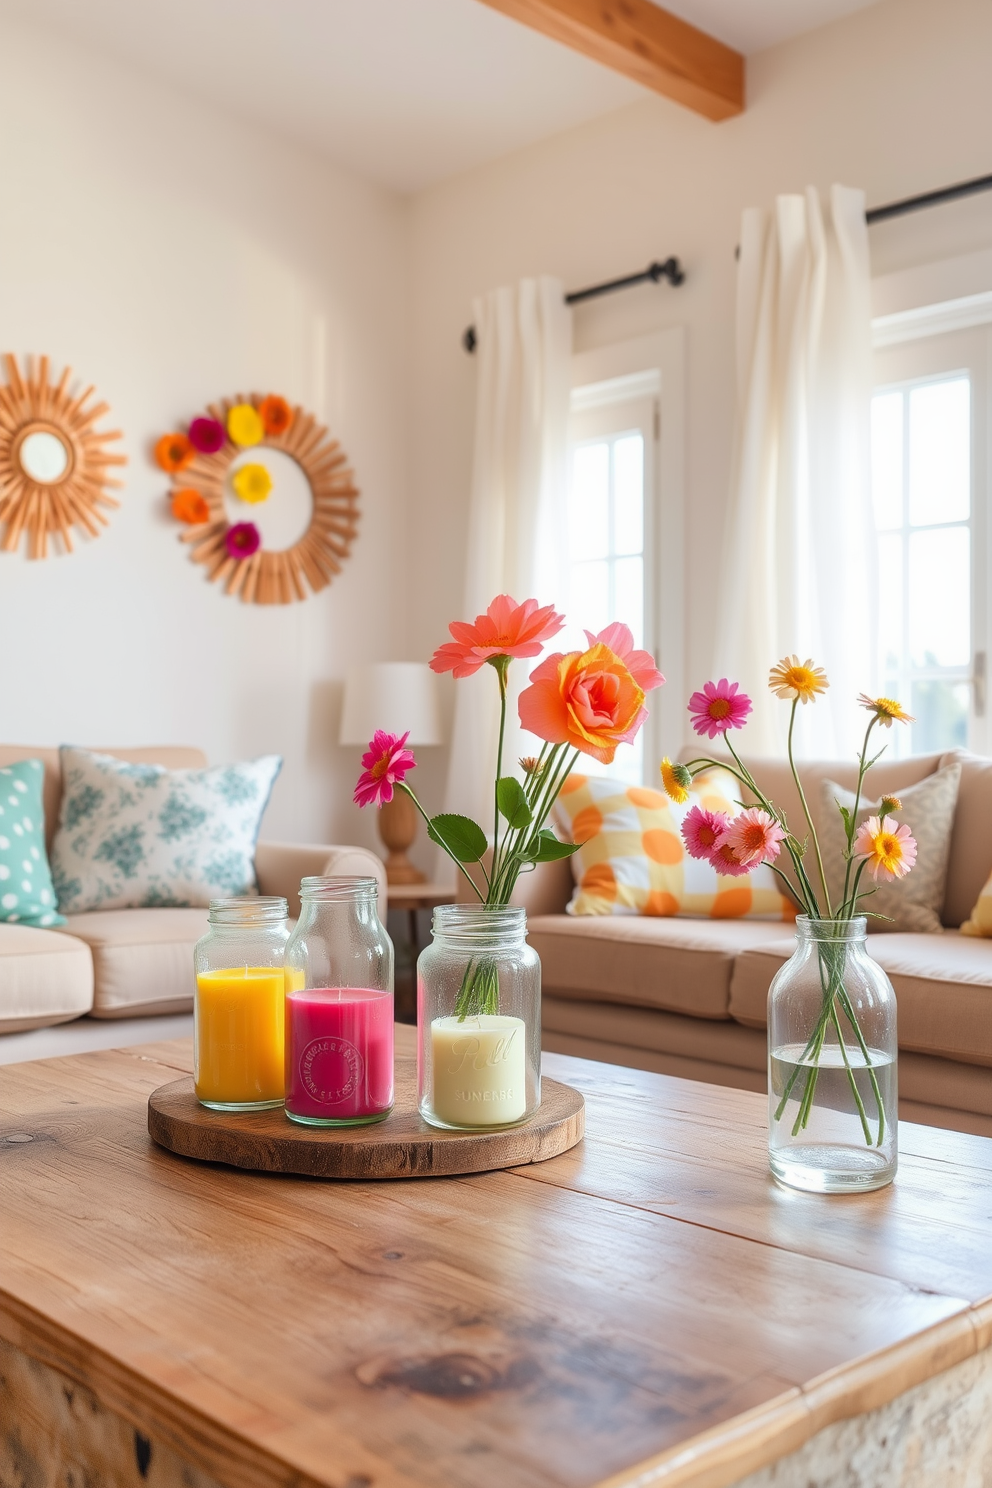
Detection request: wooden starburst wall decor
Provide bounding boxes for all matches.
[155,393,359,605]
[0,354,126,558]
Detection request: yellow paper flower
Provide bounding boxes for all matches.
[768,655,829,704]
[660,756,691,804]
[227,403,264,448]
[857,694,915,727]
[231,462,273,505]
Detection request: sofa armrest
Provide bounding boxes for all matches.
[254,841,388,919]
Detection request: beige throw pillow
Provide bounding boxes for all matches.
[817,762,962,933]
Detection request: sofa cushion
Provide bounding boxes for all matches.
[542,995,767,1069]
[61,908,208,1017]
[729,929,992,1068]
[0,923,93,1033]
[528,914,798,1019]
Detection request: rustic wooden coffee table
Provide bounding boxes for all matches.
[2,1027,991,1488]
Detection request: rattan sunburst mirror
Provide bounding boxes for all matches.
[0,354,126,558]
[155,393,359,605]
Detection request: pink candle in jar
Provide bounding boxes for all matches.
[285,987,393,1125]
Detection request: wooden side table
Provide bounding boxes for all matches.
[385,882,454,1021]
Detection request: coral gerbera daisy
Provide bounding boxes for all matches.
[354,730,416,808]
[768,656,829,704]
[853,815,918,882]
[710,840,753,878]
[431,594,565,678]
[857,694,915,727]
[681,805,731,861]
[687,679,752,739]
[660,757,692,805]
[721,807,786,867]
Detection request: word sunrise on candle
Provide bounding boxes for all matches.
[430,1014,527,1127]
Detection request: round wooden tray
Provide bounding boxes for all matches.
[147,1052,584,1180]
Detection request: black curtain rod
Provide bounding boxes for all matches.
[462,256,684,353]
[866,171,992,224]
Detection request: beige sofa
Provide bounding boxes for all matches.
[517,748,992,1139]
[0,745,386,1035]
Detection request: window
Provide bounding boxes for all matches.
[566,393,655,784]
[871,320,990,758]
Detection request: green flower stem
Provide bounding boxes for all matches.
[396,783,485,902]
[835,985,886,1146]
[830,1000,873,1144]
[786,698,832,915]
[490,657,510,892]
[841,717,878,909]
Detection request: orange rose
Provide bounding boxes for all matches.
[171,488,210,524]
[518,642,647,763]
[155,432,193,473]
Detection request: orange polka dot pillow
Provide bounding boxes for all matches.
[554,771,795,920]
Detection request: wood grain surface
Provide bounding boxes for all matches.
[147,1056,585,1179]
[1,1026,991,1488]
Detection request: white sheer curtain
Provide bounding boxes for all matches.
[717,184,875,756]
[441,276,573,853]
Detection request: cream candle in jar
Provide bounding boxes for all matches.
[430,1014,527,1127]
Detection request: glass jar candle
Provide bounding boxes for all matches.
[284,877,394,1127]
[194,897,290,1111]
[417,904,540,1131]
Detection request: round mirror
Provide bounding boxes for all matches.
[19,430,70,485]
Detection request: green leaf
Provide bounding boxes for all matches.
[530,829,580,863]
[496,776,533,829]
[427,814,488,862]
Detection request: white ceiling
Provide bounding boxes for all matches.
[3,0,885,194]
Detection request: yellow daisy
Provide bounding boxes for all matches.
[857,694,915,727]
[768,655,829,704]
[661,756,692,805]
[232,462,273,505]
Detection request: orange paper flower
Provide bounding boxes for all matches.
[155,433,194,473]
[171,488,210,524]
[259,394,292,437]
[519,641,648,764]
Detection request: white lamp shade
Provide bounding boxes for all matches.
[339,663,443,747]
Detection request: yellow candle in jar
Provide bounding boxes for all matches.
[430,1015,527,1127]
[194,966,285,1107]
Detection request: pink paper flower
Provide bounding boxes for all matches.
[688,679,753,739]
[709,840,754,878]
[430,595,565,678]
[354,730,416,808]
[189,417,225,454]
[583,622,665,693]
[681,805,731,862]
[853,815,917,883]
[721,808,786,867]
[225,522,260,559]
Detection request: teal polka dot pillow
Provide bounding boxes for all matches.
[0,760,65,927]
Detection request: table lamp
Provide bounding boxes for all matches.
[340,662,442,884]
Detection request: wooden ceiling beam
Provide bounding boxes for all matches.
[476,0,744,121]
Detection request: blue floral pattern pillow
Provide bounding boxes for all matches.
[51,748,281,914]
[0,759,65,926]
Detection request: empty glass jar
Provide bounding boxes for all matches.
[417,904,540,1131]
[193,897,290,1111]
[283,877,394,1126]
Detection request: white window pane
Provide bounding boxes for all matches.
[909,680,970,755]
[569,560,610,640]
[569,444,610,560]
[877,532,903,678]
[613,556,644,650]
[613,435,644,556]
[908,526,970,668]
[908,377,970,526]
[871,391,903,531]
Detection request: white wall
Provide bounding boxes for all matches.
[0,10,410,852]
[408,0,992,754]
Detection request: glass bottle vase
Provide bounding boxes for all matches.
[417,904,540,1131]
[283,876,394,1127]
[768,916,897,1193]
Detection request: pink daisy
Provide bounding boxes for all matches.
[688,679,753,739]
[721,808,786,867]
[709,840,753,878]
[681,805,731,862]
[354,730,416,808]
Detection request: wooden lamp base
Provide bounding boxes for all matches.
[378,791,425,885]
